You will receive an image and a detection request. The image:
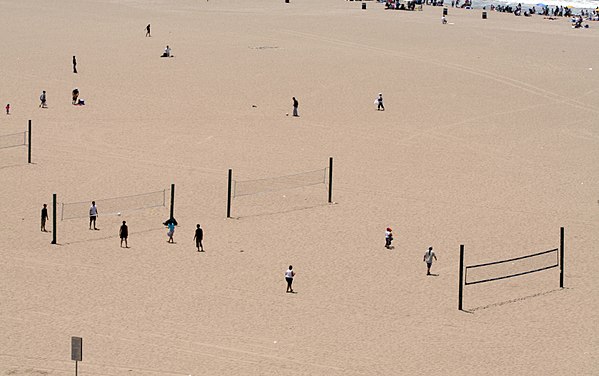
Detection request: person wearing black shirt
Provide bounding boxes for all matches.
[73,56,77,74]
[119,221,128,248]
[292,97,299,117]
[41,204,49,232]
[194,224,204,252]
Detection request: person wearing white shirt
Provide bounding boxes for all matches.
[89,201,98,230]
[385,227,393,249]
[285,265,296,293]
[423,246,437,275]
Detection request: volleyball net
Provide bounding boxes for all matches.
[233,168,328,198]
[227,158,334,218]
[458,228,565,311]
[465,248,559,286]
[0,131,27,150]
[61,188,168,220]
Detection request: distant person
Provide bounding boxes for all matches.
[73,56,77,74]
[39,91,47,108]
[161,45,171,57]
[376,93,384,111]
[442,15,448,24]
[194,224,204,252]
[292,97,299,117]
[89,201,98,230]
[423,246,437,275]
[41,204,49,232]
[145,24,151,37]
[167,220,175,243]
[72,88,79,105]
[119,221,128,248]
[5,104,10,115]
[385,227,393,249]
[285,265,296,293]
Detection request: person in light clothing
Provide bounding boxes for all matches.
[89,201,98,230]
[285,265,296,293]
[423,246,437,275]
[385,227,393,249]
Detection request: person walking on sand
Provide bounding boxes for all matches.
[41,204,49,232]
[72,88,79,105]
[73,56,77,74]
[292,97,299,117]
[376,93,384,111]
[39,91,47,108]
[5,104,10,115]
[145,24,151,37]
[194,224,204,252]
[285,265,296,293]
[423,246,437,275]
[167,220,175,243]
[89,201,98,230]
[385,227,393,249]
[119,221,129,248]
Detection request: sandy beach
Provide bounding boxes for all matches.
[1,0,598,374]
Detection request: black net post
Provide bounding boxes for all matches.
[328,157,333,203]
[227,169,232,218]
[560,227,564,288]
[459,244,464,310]
[51,193,57,244]
[27,120,32,164]
[169,183,175,220]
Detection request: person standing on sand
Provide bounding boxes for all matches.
[376,93,384,111]
[39,91,47,108]
[89,201,98,230]
[73,56,77,74]
[145,24,151,37]
[119,221,128,248]
[292,97,299,117]
[5,104,10,115]
[285,265,296,293]
[194,224,204,252]
[423,246,437,275]
[167,220,175,243]
[385,227,393,249]
[41,204,49,232]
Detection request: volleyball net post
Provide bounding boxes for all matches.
[560,226,564,288]
[51,193,57,244]
[328,157,333,203]
[169,183,175,220]
[227,169,232,218]
[458,244,464,311]
[28,120,32,164]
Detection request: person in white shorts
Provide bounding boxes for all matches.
[423,246,437,275]
[285,265,296,293]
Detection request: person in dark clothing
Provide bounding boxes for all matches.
[119,221,128,248]
[72,88,79,105]
[41,204,49,232]
[194,224,204,252]
[73,56,77,74]
[292,97,299,117]
[145,24,151,37]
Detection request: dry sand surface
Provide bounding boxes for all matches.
[1,0,598,374]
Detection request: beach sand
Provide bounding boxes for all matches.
[0,0,598,374]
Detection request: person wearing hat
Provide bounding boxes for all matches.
[385,227,393,249]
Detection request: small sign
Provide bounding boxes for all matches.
[71,337,82,361]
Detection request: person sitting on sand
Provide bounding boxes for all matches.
[161,45,171,57]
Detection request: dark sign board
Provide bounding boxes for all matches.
[71,337,82,361]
